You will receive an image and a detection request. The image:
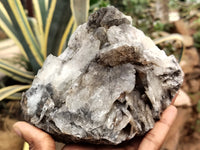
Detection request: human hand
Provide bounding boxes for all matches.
[13,105,177,150]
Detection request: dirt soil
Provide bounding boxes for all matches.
[0,101,24,150]
[178,43,200,150]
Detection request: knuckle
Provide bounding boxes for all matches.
[159,118,170,129]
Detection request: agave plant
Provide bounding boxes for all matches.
[0,0,90,101]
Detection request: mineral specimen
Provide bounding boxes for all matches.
[21,6,183,145]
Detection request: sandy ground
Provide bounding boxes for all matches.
[0,117,24,150]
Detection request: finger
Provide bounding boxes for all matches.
[138,105,177,150]
[13,121,55,150]
[171,91,179,105]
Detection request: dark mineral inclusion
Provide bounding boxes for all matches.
[21,6,183,145]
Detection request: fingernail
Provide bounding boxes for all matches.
[171,91,179,105]
[13,125,22,137]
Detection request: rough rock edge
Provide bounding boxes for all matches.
[21,6,183,145]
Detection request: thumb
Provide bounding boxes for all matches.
[138,105,177,150]
[13,121,55,150]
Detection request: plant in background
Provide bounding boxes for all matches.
[122,0,149,15]
[0,0,89,101]
[153,20,165,31]
[109,0,157,36]
[90,0,110,12]
[153,34,184,62]
[169,0,200,19]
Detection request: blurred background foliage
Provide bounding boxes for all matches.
[0,0,89,101]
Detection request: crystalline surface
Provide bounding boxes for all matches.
[21,6,183,145]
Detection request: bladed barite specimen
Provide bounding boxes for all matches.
[21,6,183,145]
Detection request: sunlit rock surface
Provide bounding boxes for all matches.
[21,6,183,145]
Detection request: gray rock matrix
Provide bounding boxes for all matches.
[21,6,183,145]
